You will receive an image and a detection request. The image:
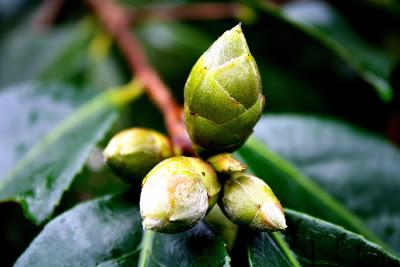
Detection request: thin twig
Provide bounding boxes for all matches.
[34,0,65,31]
[129,3,243,24]
[86,0,194,155]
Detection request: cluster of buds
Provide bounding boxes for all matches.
[104,132,286,233]
[103,24,286,234]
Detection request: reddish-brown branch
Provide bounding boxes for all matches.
[129,3,243,24]
[34,0,65,31]
[86,0,194,154]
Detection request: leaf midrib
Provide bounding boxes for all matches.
[243,137,388,251]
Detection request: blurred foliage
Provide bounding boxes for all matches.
[0,0,400,266]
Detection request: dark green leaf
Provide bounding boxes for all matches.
[238,136,382,249]
[14,194,143,267]
[246,231,299,267]
[0,84,139,224]
[15,193,230,267]
[282,209,400,266]
[252,0,395,101]
[259,64,328,113]
[247,210,400,266]
[0,19,94,87]
[0,82,93,177]
[253,115,400,252]
[137,225,230,267]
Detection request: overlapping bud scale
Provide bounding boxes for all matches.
[184,24,264,154]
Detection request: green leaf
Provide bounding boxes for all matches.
[245,231,300,267]
[238,115,400,252]
[0,83,142,224]
[247,209,400,266]
[281,209,400,266]
[0,18,94,88]
[255,115,400,252]
[0,0,31,23]
[259,64,327,113]
[252,0,395,101]
[15,193,230,267]
[238,137,382,248]
[0,82,94,177]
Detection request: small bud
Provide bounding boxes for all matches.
[103,128,173,183]
[220,173,286,232]
[184,24,264,154]
[207,153,247,174]
[140,156,220,233]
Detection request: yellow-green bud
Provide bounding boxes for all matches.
[184,24,264,154]
[140,156,220,233]
[220,173,286,232]
[207,153,247,174]
[103,128,173,183]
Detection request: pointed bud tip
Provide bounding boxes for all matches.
[207,153,247,174]
[260,202,287,231]
[232,23,242,32]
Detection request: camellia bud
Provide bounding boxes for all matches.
[184,24,264,154]
[103,128,173,182]
[207,153,247,175]
[220,173,286,232]
[140,156,220,233]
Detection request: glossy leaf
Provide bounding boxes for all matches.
[0,84,142,224]
[254,115,400,252]
[259,64,327,114]
[282,209,400,266]
[0,0,31,23]
[0,19,94,88]
[15,193,230,267]
[239,114,400,252]
[252,0,395,101]
[247,210,400,266]
[238,137,382,248]
[84,29,126,90]
[246,231,299,267]
[0,82,94,178]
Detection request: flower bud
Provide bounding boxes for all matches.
[207,153,247,174]
[184,24,264,154]
[103,128,173,183]
[140,156,220,233]
[220,173,286,232]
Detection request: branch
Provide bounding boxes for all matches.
[86,0,194,155]
[129,3,243,24]
[34,0,65,31]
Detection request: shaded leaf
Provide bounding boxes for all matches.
[0,0,32,23]
[238,136,382,248]
[0,82,93,177]
[282,209,400,266]
[259,64,328,113]
[246,231,299,267]
[0,19,94,87]
[15,193,230,267]
[252,0,395,101]
[252,115,400,252]
[14,194,143,267]
[0,83,142,224]
[247,210,400,266]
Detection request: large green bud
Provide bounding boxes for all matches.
[103,128,174,183]
[184,24,264,154]
[140,156,220,233]
[220,173,286,232]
